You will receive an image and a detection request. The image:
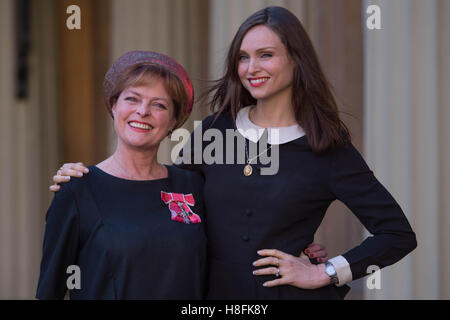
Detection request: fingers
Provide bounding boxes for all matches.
[49,184,61,192]
[306,249,327,259]
[253,249,293,288]
[252,256,280,267]
[304,243,327,259]
[53,174,70,184]
[252,266,287,287]
[306,242,324,252]
[50,162,89,191]
[56,162,89,180]
[262,278,286,287]
[59,168,84,178]
[257,249,290,260]
[253,266,278,276]
[316,256,329,263]
[61,163,89,175]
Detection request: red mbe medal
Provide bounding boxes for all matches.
[161,191,201,224]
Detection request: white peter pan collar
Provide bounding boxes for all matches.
[236,106,305,145]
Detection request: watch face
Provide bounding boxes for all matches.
[326,264,335,275]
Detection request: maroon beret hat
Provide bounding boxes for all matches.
[104,50,194,125]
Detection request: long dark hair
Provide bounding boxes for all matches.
[209,6,350,154]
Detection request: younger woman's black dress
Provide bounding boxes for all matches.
[36,165,207,299]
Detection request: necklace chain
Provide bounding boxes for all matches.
[112,155,164,180]
[245,106,272,164]
[245,141,272,165]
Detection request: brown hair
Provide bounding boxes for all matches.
[105,63,189,130]
[209,6,350,153]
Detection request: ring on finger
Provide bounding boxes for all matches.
[275,258,280,267]
[275,267,280,277]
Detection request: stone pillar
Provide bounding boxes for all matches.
[363,0,450,299]
[0,0,60,298]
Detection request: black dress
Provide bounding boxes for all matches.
[179,112,417,300]
[36,165,207,299]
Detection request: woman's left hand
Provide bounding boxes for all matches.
[252,249,329,289]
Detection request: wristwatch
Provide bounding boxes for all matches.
[325,262,339,285]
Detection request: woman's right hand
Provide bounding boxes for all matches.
[49,162,89,192]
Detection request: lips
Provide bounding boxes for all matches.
[128,121,153,131]
[248,77,270,87]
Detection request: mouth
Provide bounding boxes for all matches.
[248,77,270,87]
[128,121,153,131]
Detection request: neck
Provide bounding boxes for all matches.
[252,89,297,127]
[99,142,166,180]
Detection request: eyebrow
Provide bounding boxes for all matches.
[125,90,169,103]
[239,46,277,53]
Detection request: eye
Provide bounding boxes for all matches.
[125,97,138,103]
[238,55,248,61]
[154,103,168,110]
[261,53,273,58]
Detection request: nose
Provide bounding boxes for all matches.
[136,102,151,117]
[247,57,260,74]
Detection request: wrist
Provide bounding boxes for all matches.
[314,263,332,289]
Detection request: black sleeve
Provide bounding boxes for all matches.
[328,143,417,281]
[36,182,80,299]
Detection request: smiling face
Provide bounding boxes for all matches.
[238,25,295,105]
[112,77,176,151]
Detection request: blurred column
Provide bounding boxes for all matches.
[363,0,449,299]
[0,0,17,298]
[437,0,450,300]
[0,0,60,298]
[110,0,210,163]
[57,0,110,165]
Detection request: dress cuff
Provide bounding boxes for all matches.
[328,255,352,287]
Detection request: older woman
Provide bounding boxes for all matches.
[36,51,207,299]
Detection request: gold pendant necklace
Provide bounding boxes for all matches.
[243,164,253,176]
[243,141,272,177]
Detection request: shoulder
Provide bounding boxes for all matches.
[46,172,92,223]
[167,165,204,187]
[54,166,95,202]
[200,111,234,131]
[322,142,374,189]
[326,142,369,169]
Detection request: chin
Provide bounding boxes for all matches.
[122,138,159,151]
[245,89,267,100]
[249,92,270,101]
